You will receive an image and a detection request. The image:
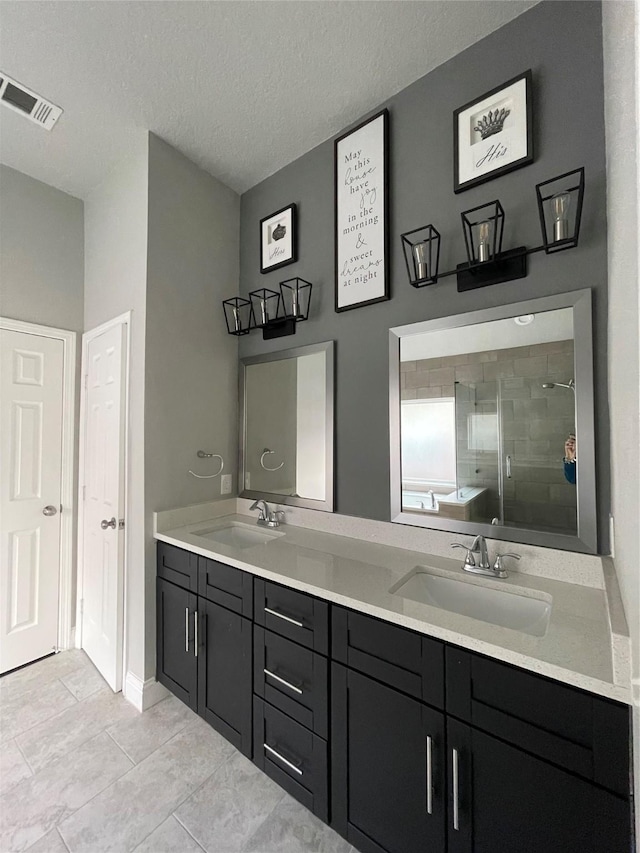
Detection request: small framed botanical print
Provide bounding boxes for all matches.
[454,70,533,193]
[260,203,297,274]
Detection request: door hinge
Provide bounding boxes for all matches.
[84,374,88,390]
[79,598,84,616]
[118,519,125,530]
[82,485,86,501]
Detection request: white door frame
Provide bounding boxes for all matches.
[76,312,131,685]
[0,316,77,652]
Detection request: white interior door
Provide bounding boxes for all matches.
[0,329,64,673]
[80,322,126,691]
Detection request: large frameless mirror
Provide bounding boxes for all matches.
[240,341,334,511]
[389,290,597,552]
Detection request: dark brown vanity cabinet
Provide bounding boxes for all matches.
[331,607,632,853]
[157,545,632,853]
[253,580,330,821]
[156,545,253,756]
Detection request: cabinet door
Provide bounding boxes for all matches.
[156,578,197,711]
[447,719,631,853]
[198,598,252,757]
[332,665,445,853]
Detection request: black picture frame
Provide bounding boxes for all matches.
[260,203,297,274]
[454,70,533,194]
[334,109,390,313]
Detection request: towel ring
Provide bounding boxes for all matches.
[260,448,284,472]
[189,451,224,479]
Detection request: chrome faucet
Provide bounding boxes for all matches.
[249,499,283,528]
[451,535,520,578]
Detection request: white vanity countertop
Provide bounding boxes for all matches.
[155,514,630,705]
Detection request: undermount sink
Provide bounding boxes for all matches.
[193,522,284,550]
[390,568,552,637]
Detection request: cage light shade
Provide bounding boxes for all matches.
[461,200,505,267]
[222,297,252,336]
[249,288,281,328]
[536,167,585,254]
[400,225,441,287]
[280,278,312,321]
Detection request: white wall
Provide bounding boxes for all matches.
[84,136,149,687]
[0,165,84,332]
[602,0,640,834]
[144,134,240,680]
[0,164,84,625]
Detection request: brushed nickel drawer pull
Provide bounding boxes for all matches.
[194,611,198,657]
[264,606,304,628]
[264,668,303,695]
[264,743,303,776]
[185,607,189,653]
[426,735,433,815]
[452,747,460,831]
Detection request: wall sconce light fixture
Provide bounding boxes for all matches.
[536,167,585,254]
[223,279,313,340]
[400,225,441,287]
[401,167,585,293]
[280,277,312,322]
[222,297,253,336]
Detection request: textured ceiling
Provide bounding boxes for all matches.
[0,0,538,199]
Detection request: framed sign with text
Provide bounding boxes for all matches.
[454,70,533,193]
[335,110,389,312]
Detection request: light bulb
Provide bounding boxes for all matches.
[552,191,571,241]
[477,219,493,262]
[260,298,268,325]
[232,306,240,332]
[412,241,429,281]
[291,285,299,318]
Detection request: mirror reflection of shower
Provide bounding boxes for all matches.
[542,379,575,392]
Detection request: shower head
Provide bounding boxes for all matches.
[542,379,575,391]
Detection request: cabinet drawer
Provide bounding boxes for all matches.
[332,607,444,709]
[157,542,198,592]
[254,627,328,738]
[253,697,328,822]
[198,556,252,617]
[446,646,631,798]
[254,579,329,655]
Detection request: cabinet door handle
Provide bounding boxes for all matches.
[426,735,433,815]
[194,610,198,658]
[185,607,189,653]
[506,454,512,479]
[452,747,460,831]
[264,606,304,628]
[263,668,303,695]
[264,743,303,776]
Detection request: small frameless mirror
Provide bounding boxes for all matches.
[389,290,597,553]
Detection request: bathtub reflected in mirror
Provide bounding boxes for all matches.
[389,290,597,553]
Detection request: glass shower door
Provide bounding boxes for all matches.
[454,380,502,525]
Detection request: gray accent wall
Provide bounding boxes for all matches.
[238,1,610,551]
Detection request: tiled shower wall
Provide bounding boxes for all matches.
[400,340,577,534]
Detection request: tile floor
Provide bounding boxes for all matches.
[0,650,356,853]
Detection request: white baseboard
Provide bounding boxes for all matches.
[123,670,169,712]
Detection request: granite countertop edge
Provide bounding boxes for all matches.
[154,515,632,706]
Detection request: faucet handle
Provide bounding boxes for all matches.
[451,543,476,567]
[492,553,520,575]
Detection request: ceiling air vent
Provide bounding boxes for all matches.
[0,72,62,130]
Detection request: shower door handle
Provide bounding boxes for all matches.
[505,455,512,479]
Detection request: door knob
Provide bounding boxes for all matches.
[101,517,117,530]
[42,505,58,516]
